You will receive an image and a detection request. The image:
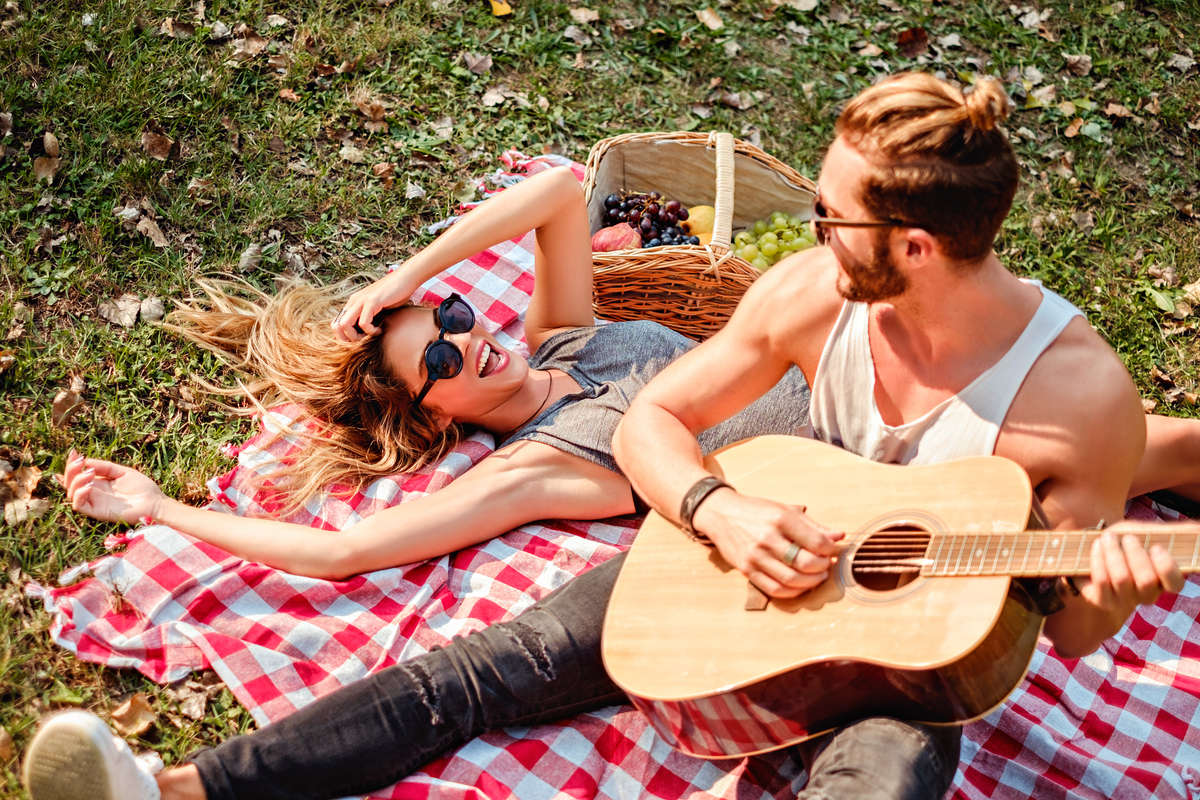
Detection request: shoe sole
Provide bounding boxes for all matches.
[22,721,118,800]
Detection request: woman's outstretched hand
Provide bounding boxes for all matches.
[331,271,420,342]
[63,450,165,524]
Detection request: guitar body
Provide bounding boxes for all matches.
[602,435,1041,759]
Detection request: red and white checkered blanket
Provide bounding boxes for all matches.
[30,154,1200,800]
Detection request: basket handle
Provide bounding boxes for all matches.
[709,131,735,251]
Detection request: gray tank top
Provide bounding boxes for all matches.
[497,320,811,473]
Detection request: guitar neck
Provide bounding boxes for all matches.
[921,529,1200,578]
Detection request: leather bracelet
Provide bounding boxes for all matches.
[678,475,731,544]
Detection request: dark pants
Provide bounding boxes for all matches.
[192,554,960,800]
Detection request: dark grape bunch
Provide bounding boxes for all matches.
[602,191,701,248]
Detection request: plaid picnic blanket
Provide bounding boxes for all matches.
[30,153,1200,800]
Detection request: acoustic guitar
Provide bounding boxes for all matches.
[601,435,1200,759]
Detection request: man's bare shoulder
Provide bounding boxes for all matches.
[734,248,844,369]
[997,315,1144,489]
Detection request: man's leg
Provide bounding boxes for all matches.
[795,717,961,800]
[187,554,628,800]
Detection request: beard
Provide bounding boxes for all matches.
[834,235,908,303]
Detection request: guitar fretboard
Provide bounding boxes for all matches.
[914,530,1200,577]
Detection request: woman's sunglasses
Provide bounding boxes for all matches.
[811,189,905,246]
[411,293,476,408]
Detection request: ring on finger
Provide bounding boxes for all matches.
[783,542,801,568]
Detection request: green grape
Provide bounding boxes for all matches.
[788,213,805,229]
[739,243,760,261]
[779,228,797,242]
[759,240,779,257]
[753,220,768,235]
[752,254,771,271]
[734,231,752,246]
[759,231,778,245]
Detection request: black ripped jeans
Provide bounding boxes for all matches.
[191,554,960,800]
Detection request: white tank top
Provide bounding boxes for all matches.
[808,283,1083,465]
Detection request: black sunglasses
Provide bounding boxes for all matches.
[811,189,905,246]
[410,293,476,408]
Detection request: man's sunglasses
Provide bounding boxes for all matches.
[811,189,905,246]
[411,293,476,408]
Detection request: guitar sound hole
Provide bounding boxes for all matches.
[850,526,931,592]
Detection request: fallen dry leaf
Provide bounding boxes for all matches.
[1166,53,1195,73]
[140,297,165,322]
[463,52,492,74]
[432,116,454,141]
[51,375,86,428]
[1071,210,1094,233]
[161,17,196,37]
[99,294,142,327]
[481,87,506,107]
[1064,53,1092,76]
[339,143,366,163]
[1148,264,1178,288]
[1103,102,1133,118]
[111,693,157,737]
[372,161,395,187]
[896,27,928,58]
[238,242,263,271]
[141,130,176,160]
[4,465,41,501]
[230,35,268,61]
[265,13,288,27]
[856,42,884,57]
[0,112,11,138]
[33,156,61,183]
[696,8,723,29]
[43,131,59,157]
[405,181,426,199]
[352,88,388,131]
[1141,398,1158,414]
[0,725,12,762]
[489,0,512,16]
[562,24,591,45]
[0,350,14,375]
[136,216,169,248]
[278,87,301,103]
[569,7,598,23]
[4,498,50,526]
[1064,117,1084,138]
[267,136,286,153]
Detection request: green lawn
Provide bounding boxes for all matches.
[1,0,1198,793]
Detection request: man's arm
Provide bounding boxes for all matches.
[614,252,845,598]
[997,325,1185,657]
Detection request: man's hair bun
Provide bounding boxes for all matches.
[962,77,1012,132]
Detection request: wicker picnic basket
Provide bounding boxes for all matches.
[583,131,817,340]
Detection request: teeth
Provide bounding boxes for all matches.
[477,342,491,376]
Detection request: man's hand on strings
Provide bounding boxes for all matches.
[692,489,845,599]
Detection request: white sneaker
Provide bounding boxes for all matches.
[22,710,162,800]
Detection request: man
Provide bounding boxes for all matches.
[614,71,1184,798]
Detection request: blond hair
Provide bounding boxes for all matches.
[165,278,461,510]
[836,72,1018,261]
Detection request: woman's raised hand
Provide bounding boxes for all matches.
[331,270,420,342]
[63,450,165,524]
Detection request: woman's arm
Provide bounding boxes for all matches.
[334,166,594,350]
[64,443,631,580]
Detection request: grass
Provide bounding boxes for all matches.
[1,0,1198,793]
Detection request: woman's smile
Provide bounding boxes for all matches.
[475,340,508,378]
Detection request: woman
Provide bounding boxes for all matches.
[26,165,1200,800]
[57,165,809,580]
